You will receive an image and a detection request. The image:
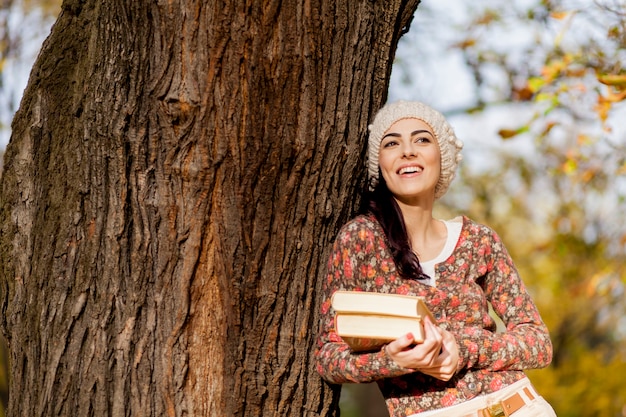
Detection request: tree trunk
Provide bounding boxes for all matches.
[0,0,420,415]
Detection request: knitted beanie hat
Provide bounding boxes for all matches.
[367,100,464,199]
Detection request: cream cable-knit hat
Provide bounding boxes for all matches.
[367,100,464,199]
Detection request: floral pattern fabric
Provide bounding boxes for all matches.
[315,215,553,416]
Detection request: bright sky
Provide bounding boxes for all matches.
[0,4,55,148]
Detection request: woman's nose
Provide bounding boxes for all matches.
[402,142,416,157]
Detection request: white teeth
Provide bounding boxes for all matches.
[399,166,422,174]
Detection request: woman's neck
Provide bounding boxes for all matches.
[396,200,447,262]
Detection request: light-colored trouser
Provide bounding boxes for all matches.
[410,377,557,417]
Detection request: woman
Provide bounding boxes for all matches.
[315,101,556,416]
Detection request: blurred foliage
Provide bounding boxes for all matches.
[450,153,626,417]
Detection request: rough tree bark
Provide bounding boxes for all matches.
[0,0,420,415]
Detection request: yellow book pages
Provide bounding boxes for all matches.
[331,290,435,322]
[334,314,425,352]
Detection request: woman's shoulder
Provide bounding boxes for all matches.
[458,215,504,242]
[335,214,384,242]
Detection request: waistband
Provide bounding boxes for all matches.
[410,377,539,417]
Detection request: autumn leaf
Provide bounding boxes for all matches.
[594,99,612,123]
[576,134,593,146]
[594,88,626,123]
[512,85,534,101]
[550,11,570,20]
[528,76,545,93]
[454,38,477,49]
[541,122,557,136]
[562,158,577,175]
[498,125,529,139]
[597,74,626,90]
[540,57,571,83]
[498,129,518,139]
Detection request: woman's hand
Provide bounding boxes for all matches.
[384,317,460,381]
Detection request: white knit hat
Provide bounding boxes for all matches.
[367,100,464,199]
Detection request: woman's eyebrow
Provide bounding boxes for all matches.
[411,129,433,137]
[382,132,401,140]
[382,129,433,140]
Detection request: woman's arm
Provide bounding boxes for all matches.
[315,218,415,383]
[454,225,553,372]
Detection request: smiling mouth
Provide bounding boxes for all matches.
[398,166,423,175]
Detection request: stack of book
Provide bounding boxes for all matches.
[331,291,435,352]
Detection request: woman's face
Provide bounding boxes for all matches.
[378,118,441,204]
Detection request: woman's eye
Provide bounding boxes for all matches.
[383,140,398,148]
[415,136,431,143]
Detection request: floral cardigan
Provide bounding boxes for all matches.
[315,215,552,416]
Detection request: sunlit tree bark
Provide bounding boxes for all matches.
[0,0,420,415]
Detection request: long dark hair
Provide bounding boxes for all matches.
[361,176,429,281]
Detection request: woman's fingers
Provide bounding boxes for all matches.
[385,332,416,355]
[384,322,460,381]
[420,330,460,380]
[385,322,444,369]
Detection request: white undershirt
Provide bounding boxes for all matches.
[420,217,463,286]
